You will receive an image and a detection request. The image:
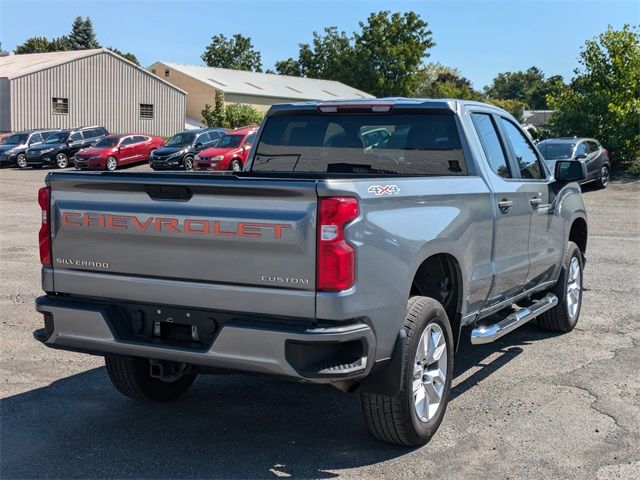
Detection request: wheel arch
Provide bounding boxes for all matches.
[409,252,465,350]
[568,216,588,261]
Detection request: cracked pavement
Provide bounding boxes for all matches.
[0,166,638,479]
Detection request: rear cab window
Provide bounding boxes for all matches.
[251,112,468,175]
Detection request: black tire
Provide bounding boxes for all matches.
[105,356,197,402]
[183,155,194,171]
[105,156,118,171]
[594,164,609,189]
[361,296,454,446]
[55,153,69,169]
[537,241,583,332]
[229,159,242,172]
[16,153,28,169]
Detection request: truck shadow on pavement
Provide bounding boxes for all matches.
[1,324,560,479]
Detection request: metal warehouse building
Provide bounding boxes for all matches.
[148,61,373,124]
[0,49,186,136]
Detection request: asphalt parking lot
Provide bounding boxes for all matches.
[0,165,638,479]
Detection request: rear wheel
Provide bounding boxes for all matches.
[594,164,609,189]
[537,241,583,332]
[105,156,118,171]
[229,159,242,172]
[16,153,28,169]
[183,156,194,171]
[55,153,69,169]
[105,356,196,402]
[361,296,454,446]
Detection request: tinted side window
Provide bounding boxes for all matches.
[245,133,256,146]
[83,130,96,139]
[133,136,147,143]
[471,113,511,178]
[69,132,82,142]
[210,131,222,141]
[197,133,210,144]
[499,118,545,179]
[98,128,108,136]
[587,141,599,153]
[30,133,43,144]
[120,137,134,146]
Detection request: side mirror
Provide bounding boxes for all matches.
[574,153,587,160]
[555,160,586,182]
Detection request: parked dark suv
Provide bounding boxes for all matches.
[149,128,226,171]
[537,137,611,188]
[25,126,109,169]
[0,129,60,168]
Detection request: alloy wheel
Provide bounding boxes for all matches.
[566,256,582,321]
[412,323,448,423]
[56,153,68,168]
[601,166,609,187]
[16,154,27,169]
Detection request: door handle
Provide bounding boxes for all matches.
[530,197,543,207]
[498,199,513,213]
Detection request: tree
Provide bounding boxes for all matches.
[108,47,140,65]
[486,98,527,122]
[415,63,482,100]
[354,11,435,97]
[202,90,227,128]
[201,34,262,72]
[224,103,264,129]
[275,27,354,82]
[15,37,52,54]
[274,11,435,97]
[14,35,69,54]
[548,25,640,172]
[202,90,264,129]
[67,16,101,50]
[484,67,565,110]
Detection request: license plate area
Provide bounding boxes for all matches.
[108,304,218,350]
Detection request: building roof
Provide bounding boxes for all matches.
[152,62,373,101]
[0,49,185,94]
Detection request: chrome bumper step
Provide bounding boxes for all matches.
[470,293,559,345]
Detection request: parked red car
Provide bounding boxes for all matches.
[74,134,165,171]
[194,126,258,171]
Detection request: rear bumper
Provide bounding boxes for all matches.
[34,295,376,383]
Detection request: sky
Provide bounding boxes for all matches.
[0,0,638,90]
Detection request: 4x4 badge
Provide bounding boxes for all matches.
[368,185,400,196]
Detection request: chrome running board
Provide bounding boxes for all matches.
[470,293,559,345]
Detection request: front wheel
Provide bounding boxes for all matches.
[105,156,118,171]
[229,159,242,172]
[105,356,197,402]
[361,296,454,446]
[537,241,583,332]
[16,153,28,169]
[183,156,194,171]
[55,153,69,169]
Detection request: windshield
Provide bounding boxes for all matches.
[94,137,120,148]
[166,132,196,147]
[44,132,70,144]
[4,134,28,145]
[537,142,575,159]
[252,113,467,175]
[216,135,244,148]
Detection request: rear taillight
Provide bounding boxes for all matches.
[38,186,52,267]
[317,197,359,291]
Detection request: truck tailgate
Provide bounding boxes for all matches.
[47,172,317,316]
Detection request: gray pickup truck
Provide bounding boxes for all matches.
[34,99,588,446]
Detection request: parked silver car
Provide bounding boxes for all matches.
[537,137,610,188]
